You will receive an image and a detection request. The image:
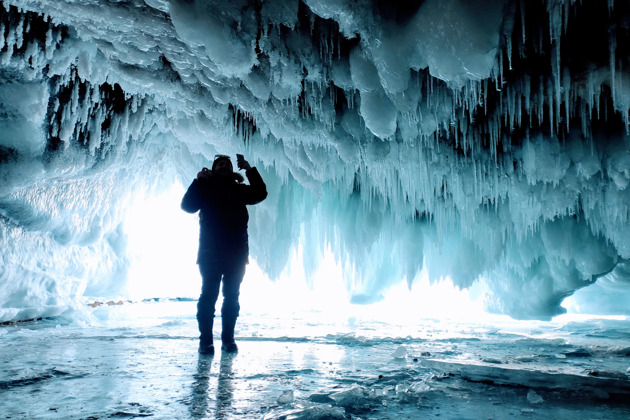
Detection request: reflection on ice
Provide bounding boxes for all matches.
[0,301,629,419]
[190,356,212,418]
[191,353,236,419]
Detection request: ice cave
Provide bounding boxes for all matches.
[1,0,629,418]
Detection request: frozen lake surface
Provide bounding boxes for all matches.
[1,300,629,419]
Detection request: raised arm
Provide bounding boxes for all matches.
[242,167,268,205]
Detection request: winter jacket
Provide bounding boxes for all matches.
[181,167,267,266]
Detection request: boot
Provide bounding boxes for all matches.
[221,316,238,353]
[198,317,214,355]
[198,339,215,355]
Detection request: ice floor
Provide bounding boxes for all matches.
[1,301,629,419]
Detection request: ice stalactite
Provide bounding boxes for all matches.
[0,0,629,320]
[0,3,176,320]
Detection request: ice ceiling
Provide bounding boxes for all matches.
[0,0,629,322]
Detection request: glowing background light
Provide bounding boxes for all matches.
[122,183,492,322]
[124,182,200,300]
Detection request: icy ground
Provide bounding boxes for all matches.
[1,301,629,419]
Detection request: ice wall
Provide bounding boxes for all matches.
[0,0,629,321]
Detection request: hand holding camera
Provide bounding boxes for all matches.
[236,154,251,171]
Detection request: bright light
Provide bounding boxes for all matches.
[240,243,489,323]
[124,183,490,322]
[124,182,201,300]
[240,243,351,319]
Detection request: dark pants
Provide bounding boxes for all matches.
[197,259,246,343]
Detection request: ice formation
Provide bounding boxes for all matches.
[0,0,629,322]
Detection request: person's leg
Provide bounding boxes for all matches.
[197,260,222,353]
[220,263,246,352]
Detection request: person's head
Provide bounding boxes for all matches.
[211,154,233,177]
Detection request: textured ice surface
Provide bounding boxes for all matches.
[0,0,630,321]
[0,301,629,419]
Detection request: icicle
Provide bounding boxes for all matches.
[563,67,570,132]
[563,1,569,34]
[476,80,482,109]
[538,75,545,127]
[507,31,513,71]
[4,21,15,59]
[45,26,54,59]
[595,82,601,120]
[519,77,527,127]
[319,30,324,60]
[580,103,588,137]
[499,51,504,90]
[620,64,629,134]
[15,15,24,50]
[483,78,488,115]
[131,95,138,113]
[428,72,433,108]
[548,79,555,137]
[91,86,100,105]
[454,119,459,150]
[587,70,594,114]
[329,29,334,64]
[59,103,74,145]
[71,82,79,116]
[519,0,526,46]
[50,110,59,137]
[552,41,561,133]
[80,99,90,126]
[498,74,504,120]
[507,84,513,132]
[609,30,616,107]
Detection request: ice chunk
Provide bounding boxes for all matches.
[270,404,346,420]
[392,346,408,359]
[169,0,256,78]
[277,390,294,404]
[408,0,503,86]
[329,386,367,409]
[526,390,543,404]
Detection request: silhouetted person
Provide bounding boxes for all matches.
[182,154,267,354]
